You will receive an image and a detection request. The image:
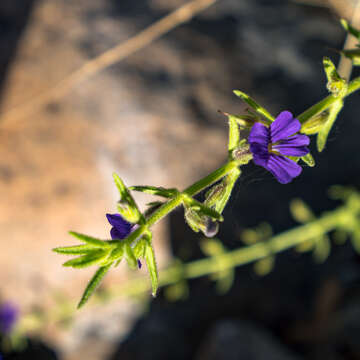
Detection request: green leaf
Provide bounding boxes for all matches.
[69,231,108,247]
[124,243,138,269]
[317,99,343,152]
[62,250,108,268]
[233,90,274,123]
[53,244,100,255]
[341,19,360,41]
[301,152,315,167]
[129,186,178,198]
[145,241,158,296]
[77,263,112,308]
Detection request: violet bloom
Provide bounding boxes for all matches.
[249,111,310,184]
[0,302,18,335]
[106,213,141,268]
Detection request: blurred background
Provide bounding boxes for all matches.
[0,0,360,359]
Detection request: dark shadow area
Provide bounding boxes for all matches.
[0,1,37,104]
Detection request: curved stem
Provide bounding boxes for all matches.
[297,76,360,123]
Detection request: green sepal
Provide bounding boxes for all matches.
[130,186,179,198]
[77,263,112,308]
[340,49,360,66]
[301,152,315,167]
[62,250,109,268]
[124,243,138,269]
[144,240,158,296]
[113,173,142,224]
[317,99,343,152]
[69,231,109,247]
[233,90,274,123]
[323,57,347,98]
[53,244,102,255]
[227,114,241,152]
[340,19,360,41]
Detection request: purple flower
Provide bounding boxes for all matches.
[106,214,142,268]
[0,302,18,335]
[249,111,310,184]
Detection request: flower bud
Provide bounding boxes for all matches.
[184,208,219,238]
[300,112,328,135]
[117,200,141,224]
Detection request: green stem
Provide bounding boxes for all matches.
[297,76,360,123]
[107,202,355,298]
[125,161,239,243]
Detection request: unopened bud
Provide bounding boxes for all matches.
[117,200,141,224]
[184,208,219,238]
[300,112,328,135]
[232,143,252,164]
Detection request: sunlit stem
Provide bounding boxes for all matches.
[297,76,360,123]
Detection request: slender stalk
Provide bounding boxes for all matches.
[126,161,238,243]
[297,76,360,123]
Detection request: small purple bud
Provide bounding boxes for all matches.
[0,302,18,335]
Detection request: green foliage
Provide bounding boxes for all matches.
[77,264,112,308]
[113,173,143,224]
[233,90,274,123]
[144,240,158,296]
[341,19,360,41]
[130,186,178,198]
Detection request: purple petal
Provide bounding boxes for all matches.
[273,134,310,156]
[137,259,142,269]
[248,122,270,146]
[0,303,18,334]
[106,213,132,239]
[266,154,302,184]
[270,111,301,143]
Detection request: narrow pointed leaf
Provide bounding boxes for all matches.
[69,231,108,247]
[53,244,100,255]
[301,152,315,167]
[227,115,240,152]
[145,242,158,296]
[129,186,178,198]
[233,90,274,123]
[77,263,112,308]
[317,99,343,152]
[341,19,360,40]
[113,173,142,224]
[133,238,147,259]
[62,250,108,268]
